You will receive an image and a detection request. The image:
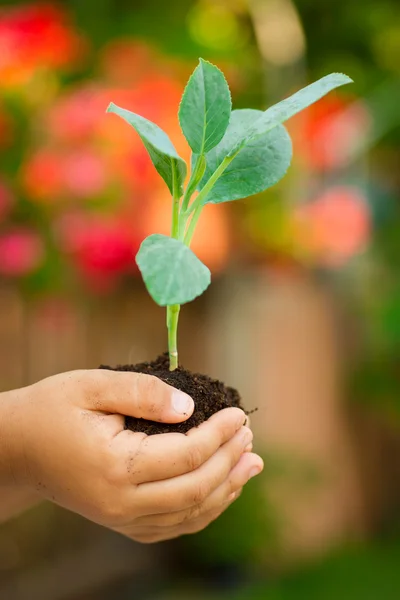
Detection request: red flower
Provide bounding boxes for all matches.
[56,212,141,278]
[0,3,85,84]
[0,228,44,276]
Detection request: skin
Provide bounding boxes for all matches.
[0,369,263,543]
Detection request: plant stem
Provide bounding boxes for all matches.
[171,179,180,240]
[179,154,206,239]
[167,164,181,370]
[182,154,234,244]
[167,304,180,370]
[184,203,203,246]
[186,154,233,216]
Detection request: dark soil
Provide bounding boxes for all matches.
[100,353,246,435]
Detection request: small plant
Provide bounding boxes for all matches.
[107,59,351,371]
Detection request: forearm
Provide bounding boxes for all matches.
[0,387,42,522]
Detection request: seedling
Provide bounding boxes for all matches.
[107,59,352,371]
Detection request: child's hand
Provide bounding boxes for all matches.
[1,370,263,542]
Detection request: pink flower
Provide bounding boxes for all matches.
[295,186,371,267]
[62,151,107,199]
[291,96,371,171]
[48,86,105,143]
[22,148,107,201]
[0,228,44,276]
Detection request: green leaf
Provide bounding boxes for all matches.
[178,58,232,155]
[106,102,187,195]
[229,73,353,156]
[197,109,292,204]
[136,234,211,306]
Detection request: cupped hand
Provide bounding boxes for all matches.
[3,369,263,542]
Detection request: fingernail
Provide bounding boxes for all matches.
[248,466,262,479]
[172,391,194,415]
[228,492,236,502]
[244,443,253,452]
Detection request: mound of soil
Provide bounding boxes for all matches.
[100,353,245,435]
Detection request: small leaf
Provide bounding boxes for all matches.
[197,109,292,204]
[178,58,231,155]
[229,73,353,155]
[136,234,211,306]
[107,103,187,195]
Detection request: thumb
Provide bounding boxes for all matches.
[90,370,195,423]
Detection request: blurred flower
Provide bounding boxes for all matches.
[0,3,86,87]
[0,228,44,276]
[290,96,371,171]
[47,85,105,144]
[55,213,141,290]
[294,186,371,267]
[22,149,64,202]
[62,150,107,199]
[22,148,108,202]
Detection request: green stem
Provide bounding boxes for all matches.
[171,178,180,240]
[184,204,203,246]
[181,155,206,213]
[167,304,180,370]
[179,154,206,239]
[167,164,181,371]
[187,155,234,217]
[181,154,234,244]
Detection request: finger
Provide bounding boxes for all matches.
[124,500,236,543]
[133,452,262,527]
[115,407,247,484]
[83,370,194,423]
[130,426,253,516]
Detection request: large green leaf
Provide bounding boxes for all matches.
[228,73,352,156]
[107,103,187,195]
[136,234,211,306]
[178,58,231,155]
[197,109,292,204]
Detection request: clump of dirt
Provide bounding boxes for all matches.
[100,353,245,435]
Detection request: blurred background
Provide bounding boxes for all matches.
[0,0,399,598]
